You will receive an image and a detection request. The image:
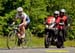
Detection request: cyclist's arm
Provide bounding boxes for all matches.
[12,14,18,25]
[12,15,18,25]
[20,17,27,26]
[21,16,30,26]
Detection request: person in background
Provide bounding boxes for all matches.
[59,9,70,41]
[55,9,70,48]
[44,11,59,45]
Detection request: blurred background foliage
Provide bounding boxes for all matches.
[0,0,75,39]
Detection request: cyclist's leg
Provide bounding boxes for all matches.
[17,38,22,46]
[16,32,22,46]
[25,23,30,29]
[21,26,25,38]
[17,24,25,46]
[19,24,25,39]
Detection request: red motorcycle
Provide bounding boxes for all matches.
[44,23,57,48]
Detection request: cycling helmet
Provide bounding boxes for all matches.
[17,7,23,12]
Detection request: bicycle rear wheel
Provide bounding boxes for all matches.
[21,29,32,48]
[7,31,18,49]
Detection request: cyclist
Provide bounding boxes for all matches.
[12,7,30,46]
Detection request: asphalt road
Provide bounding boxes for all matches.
[0,47,75,53]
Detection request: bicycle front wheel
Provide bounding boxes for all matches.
[7,31,18,49]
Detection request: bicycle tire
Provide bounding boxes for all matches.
[7,31,17,49]
[23,29,32,48]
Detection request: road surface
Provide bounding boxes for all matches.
[0,47,75,53]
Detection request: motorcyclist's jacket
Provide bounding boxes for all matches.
[55,16,68,29]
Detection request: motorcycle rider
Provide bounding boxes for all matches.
[59,9,70,41]
[53,11,60,42]
[55,9,69,48]
[44,11,59,48]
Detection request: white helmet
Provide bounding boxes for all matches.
[17,7,23,12]
[54,11,59,15]
[60,9,66,13]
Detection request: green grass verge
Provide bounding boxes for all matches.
[64,40,75,47]
[0,36,7,48]
[30,36,44,47]
[0,35,75,48]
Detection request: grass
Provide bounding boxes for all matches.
[30,36,44,47]
[64,40,75,47]
[29,36,75,47]
[0,35,75,48]
[0,36,7,48]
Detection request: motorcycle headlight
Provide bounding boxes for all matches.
[46,25,48,28]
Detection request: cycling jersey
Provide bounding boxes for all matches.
[16,12,30,24]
